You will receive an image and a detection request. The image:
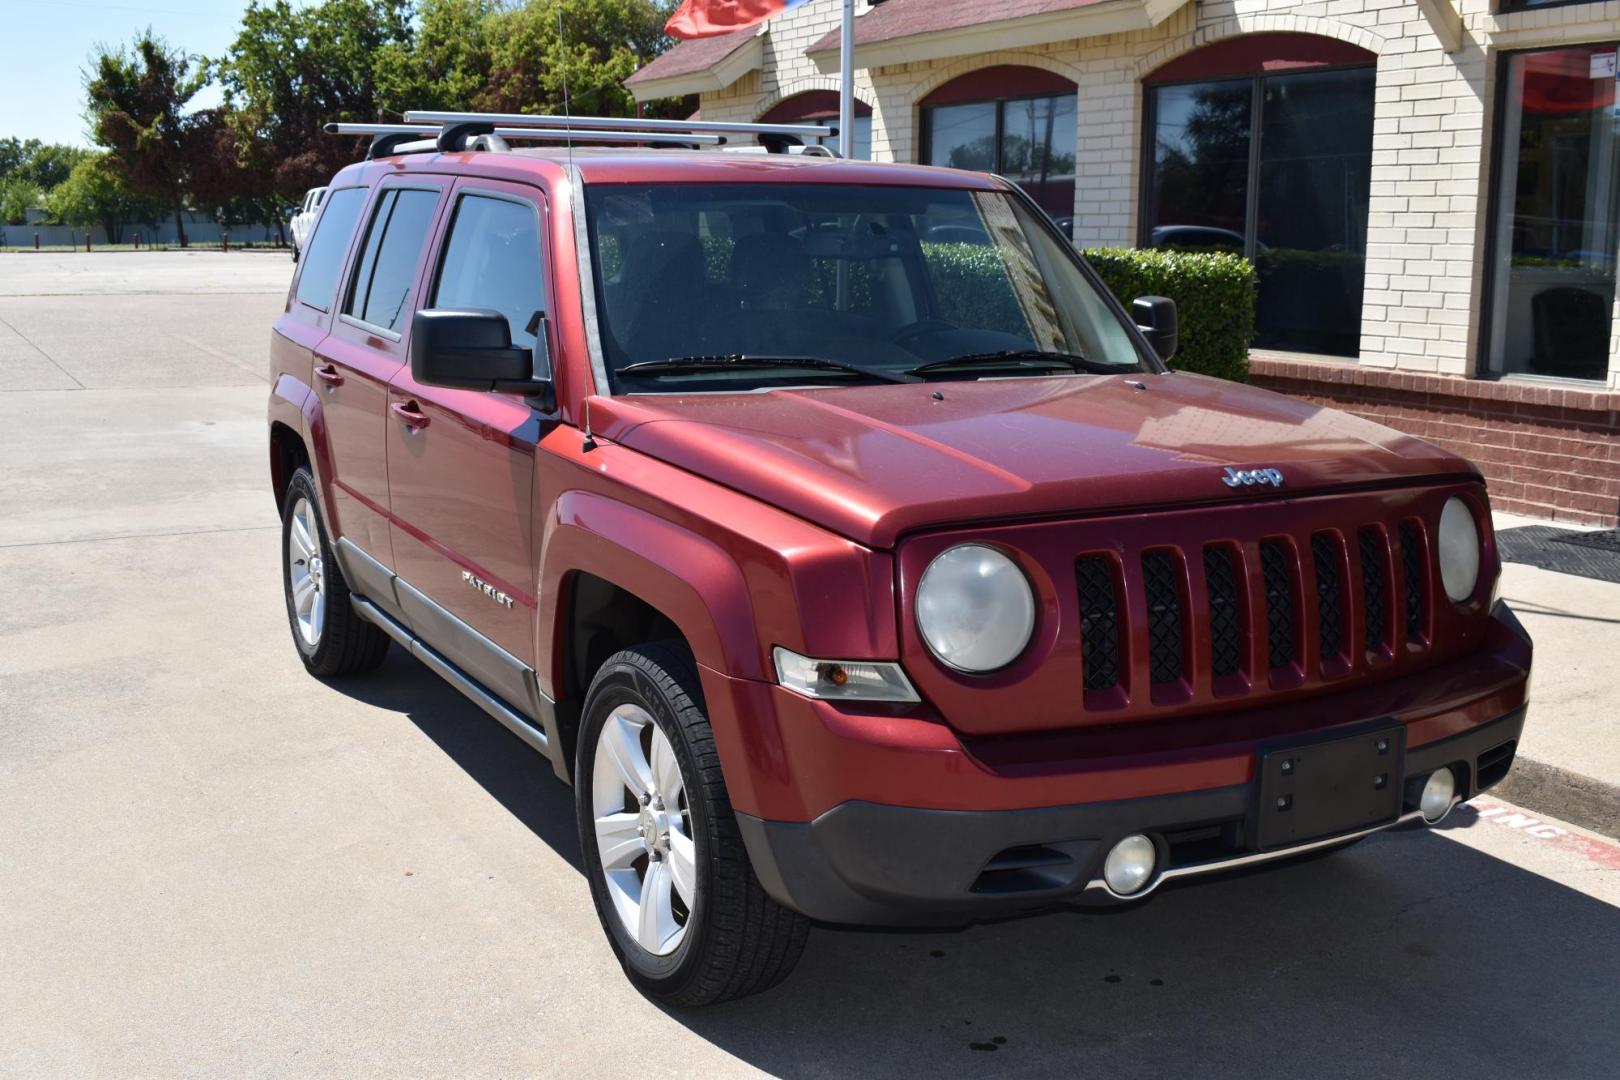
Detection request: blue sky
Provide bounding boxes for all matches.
[0,0,295,147]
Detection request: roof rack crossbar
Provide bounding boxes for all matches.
[327,122,725,147]
[402,110,835,141]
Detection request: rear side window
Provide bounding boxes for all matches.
[431,194,545,350]
[294,187,365,312]
[345,187,441,334]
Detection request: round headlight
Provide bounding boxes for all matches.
[915,544,1036,673]
[1438,497,1480,603]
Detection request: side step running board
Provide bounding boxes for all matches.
[350,594,551,757]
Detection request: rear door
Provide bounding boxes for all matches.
[310,179,446,570]
[384,178,553,706]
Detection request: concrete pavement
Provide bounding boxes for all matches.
[1491,513,1620,837]
[2,252,1617,1077]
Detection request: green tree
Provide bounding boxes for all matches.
[0,138,90,189]
[85,31,207,246]
[482,0,675,117]
[0,178,44,226]
[214,0,417,201]
[375,0,502,112]
[46,152,156,243]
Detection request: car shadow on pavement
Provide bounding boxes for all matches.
[328,651,1619,1079]
[325,649,585,872]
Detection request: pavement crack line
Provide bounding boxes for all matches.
[0,524,278,550]
[0,310,85,390]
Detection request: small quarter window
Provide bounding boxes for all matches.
[432,194,546,350]
[345,187,441,333]
[294,186,365,313]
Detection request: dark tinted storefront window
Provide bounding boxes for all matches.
[921,67,1078,232]
[759,90,872,160]
[1143,58,1375,356]
[1485,45,1618,381]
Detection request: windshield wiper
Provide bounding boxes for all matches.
[905,349,1120,378]
[618,354,913,384]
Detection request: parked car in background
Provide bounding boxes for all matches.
[287,186,328,261]
[268,113,1531,1007]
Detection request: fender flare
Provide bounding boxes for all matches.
[269,371,341,526]
[537,489,766,698]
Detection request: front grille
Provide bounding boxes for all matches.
[1358,527,1389,653]
[1142,551,1184,685]
[1311,533,1344,661]
[1203,545,1243,678]
[1260,539,1296,670]
[1076,555,1121,690]
[1067,508,1437,704]
[1400,520,1426,640]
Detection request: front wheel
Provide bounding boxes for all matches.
[576,643,809,1006]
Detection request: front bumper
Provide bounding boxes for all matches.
[738,706,1525,926]
[719,601,1532,928]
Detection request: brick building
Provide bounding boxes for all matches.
[627,0,1620,523]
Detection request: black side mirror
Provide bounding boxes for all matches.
[1132,295,1178,363]
[410,308,554,408]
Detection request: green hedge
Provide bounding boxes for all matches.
[1080,247,1255,382]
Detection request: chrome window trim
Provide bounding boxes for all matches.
[569,165,614,398]
[336,312,403,342]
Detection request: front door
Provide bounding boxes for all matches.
[385,179,553,710]
[310,179,446,563]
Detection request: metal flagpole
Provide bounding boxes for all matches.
[838,0,854,159]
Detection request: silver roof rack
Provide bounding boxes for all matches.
[404,110,835,141]
[324,111,838,161]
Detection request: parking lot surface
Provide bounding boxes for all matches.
[2,252,1618,1078]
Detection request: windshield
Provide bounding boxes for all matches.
[583,182,1147,392]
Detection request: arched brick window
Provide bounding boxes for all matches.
[1141,33,1377,357]
[919,66,1078,232]
[761,90,873,159]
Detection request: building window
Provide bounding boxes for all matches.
[760,90,871,160]
[1142,34,1377,358]
[1484,44,1618,381]
[919,66,1078,234]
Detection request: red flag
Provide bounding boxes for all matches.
[666,0,812,41]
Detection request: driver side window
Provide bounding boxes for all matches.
[431,193,546,351]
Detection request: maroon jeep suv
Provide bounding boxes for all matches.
[268,115,1531,1006]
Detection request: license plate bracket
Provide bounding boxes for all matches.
[1254,721,1405,850]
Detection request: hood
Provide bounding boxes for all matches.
[590,373,1476,548]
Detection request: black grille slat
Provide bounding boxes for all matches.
[1076,556,1121,690]
[1203,546,1242,678]
[1141,551,1184,685]
[1400,521,1425,640]
[1311,533,1344,661]
[1260,540,1295,670]
[1358,527,1389,653]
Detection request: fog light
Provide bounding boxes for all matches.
[1421,767,1458,823]
[1103,834,1158,896]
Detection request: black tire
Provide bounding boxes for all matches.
[279,467,389,677]
[575,642,809,1006]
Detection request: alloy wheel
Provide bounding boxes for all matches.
[286,496,326,648]
[591,703,697,957]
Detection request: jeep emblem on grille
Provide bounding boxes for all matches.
[1223,467,1285,488]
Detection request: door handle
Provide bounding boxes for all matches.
[391,400,430,429]
[315,364,344,388]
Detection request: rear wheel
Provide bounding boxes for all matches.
[279,467,388,677]
[576,643,809,1006]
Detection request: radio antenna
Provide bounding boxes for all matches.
[557,6,575,167]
